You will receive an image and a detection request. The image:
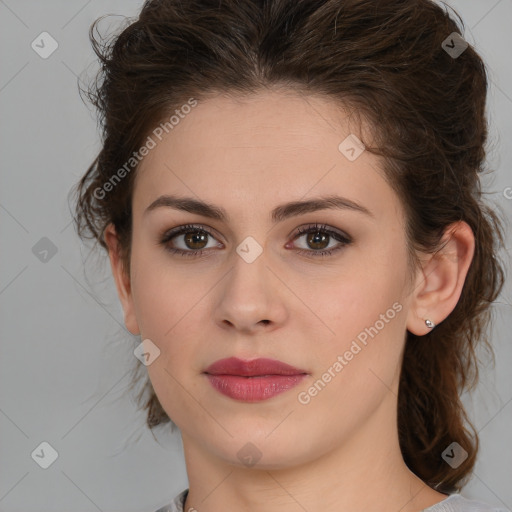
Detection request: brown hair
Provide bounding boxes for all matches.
[71,0,505,494]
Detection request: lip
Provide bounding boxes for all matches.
[204,357,307,376]
[203,357,309,402]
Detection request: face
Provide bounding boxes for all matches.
[117,89,417,468]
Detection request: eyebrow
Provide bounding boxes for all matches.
[144,194,373,222]
[144,195,374,223]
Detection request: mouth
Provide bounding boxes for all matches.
[203,357,309,402]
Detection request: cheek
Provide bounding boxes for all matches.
[303,242,409,378]
[311,247,408,336]
[130,252,204,425]
[129,245,190,353]
[297,279,407,424]
[129,243,211,379]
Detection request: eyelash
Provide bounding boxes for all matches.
[159,223,352,259]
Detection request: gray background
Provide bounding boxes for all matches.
[0,1,511,511]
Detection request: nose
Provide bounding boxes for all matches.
[213,251,288,335]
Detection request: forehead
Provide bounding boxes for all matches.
[143,89,365,158]
[132,89,398,224]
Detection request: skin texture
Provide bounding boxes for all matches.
[104,89,475,512]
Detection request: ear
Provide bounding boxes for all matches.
[406,221,475,336]
[103,223,141,335]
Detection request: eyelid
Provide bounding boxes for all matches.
[291,223,351,242]
[161,223,223,243]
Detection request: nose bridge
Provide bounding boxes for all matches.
[215,235,286,331]
[227,235,271,304]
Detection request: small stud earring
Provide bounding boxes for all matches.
[425,319,435,329]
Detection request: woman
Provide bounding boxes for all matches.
[72,0,509,511]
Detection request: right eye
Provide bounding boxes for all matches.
[160,224,223,257]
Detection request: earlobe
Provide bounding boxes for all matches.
[406,221,475,336]
[103,223,141,335]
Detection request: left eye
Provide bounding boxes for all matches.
[290,224,352,257]
[160,223,352,258]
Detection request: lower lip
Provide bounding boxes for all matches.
[205,374,307,402]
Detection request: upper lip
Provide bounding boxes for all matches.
[204,357,308,376]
